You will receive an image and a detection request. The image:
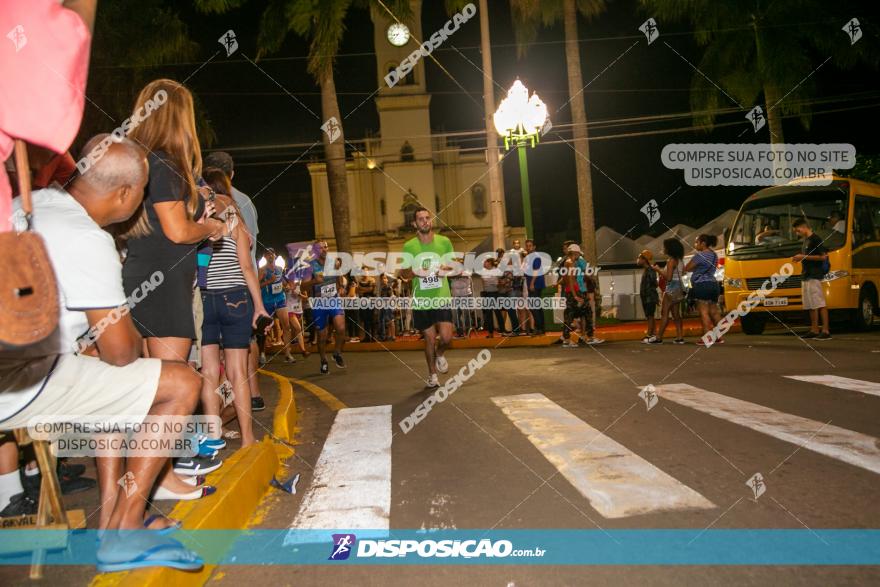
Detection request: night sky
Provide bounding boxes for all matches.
[90,0,879,252]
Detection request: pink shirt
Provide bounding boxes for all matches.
[0,0,91,230]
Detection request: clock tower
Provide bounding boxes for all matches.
[307,0,519,253]
[370,0,435,219]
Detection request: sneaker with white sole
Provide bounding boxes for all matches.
[435,354,449,374]
[173,454,223,476]
[587,337,605,345]
[562,340,577,348]
[332,353,346,368]
[426,374,440,388]
[642,335,657,344]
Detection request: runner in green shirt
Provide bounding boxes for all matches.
[400,207,454,388]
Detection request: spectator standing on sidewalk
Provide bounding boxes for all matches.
[686,234,724,346]
[793,218,832,340]
[650,239,686,344]
[638,250,659,343]
[525,239,546,335]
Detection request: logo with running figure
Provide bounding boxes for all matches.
[328,533,357,560]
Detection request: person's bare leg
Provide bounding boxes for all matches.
[656,299,671,341]
[96,455,124,530]
[317,325,329,362]
[290,314,306,354]
[820,307,830,334]
[105,362,200,530]
[423,326,438,375]
[698,302,712,334]
[248,339,261,399]
[673,305,683,339]
[224,349,255,446]
[276,309,293,358]
[200,345,222,439]
[809,309,819,333]
[146,337,204,493]
[646,314,655,337]
[436,321,452,358]
[332,314,346,355]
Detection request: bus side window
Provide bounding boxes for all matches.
[853,196,877,248]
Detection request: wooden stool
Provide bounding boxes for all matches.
[0,429,84,579]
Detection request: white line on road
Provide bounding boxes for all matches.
[492,393,715,519]
[284,405,391,542]
[655,384,880,475]
[785,375,880,398]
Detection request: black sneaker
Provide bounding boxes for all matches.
[251,396,266,412]
[59,461,86,478]
[0,492,37,517]
[320,360,329,375]
[22,469,96,498]
[332,353,346,369]
[801,331,819,339]
[816,332,833,340]
[173,453,223,476]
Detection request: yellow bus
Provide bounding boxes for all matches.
[723,175,880,334]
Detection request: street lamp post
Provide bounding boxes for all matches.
[493,80,549,240]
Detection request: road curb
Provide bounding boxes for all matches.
[89,371,296,587]
[280,320,740,352]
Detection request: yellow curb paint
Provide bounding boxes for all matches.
[90,372,297,587]
[259,369,297,442]
[290,378,348,411]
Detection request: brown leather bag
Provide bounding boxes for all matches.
[0,140,59,347]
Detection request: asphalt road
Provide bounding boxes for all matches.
[212,328,880,586]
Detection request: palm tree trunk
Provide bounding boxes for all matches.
[763,83,785,145]
[563,0,597,266]
[319,66,352,254]
[479,0,507,250]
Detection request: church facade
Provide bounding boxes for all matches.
[308,0,523,254]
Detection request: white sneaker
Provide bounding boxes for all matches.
[562,340,577,348]
[426,374,440,388]
[435,354,449,374]
[642,335,656,344]
[587,338,605,345]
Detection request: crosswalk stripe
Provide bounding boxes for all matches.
[287,405,392,534]
[492,393,715,519]
[784,375,880,398]
[654,384,880,475]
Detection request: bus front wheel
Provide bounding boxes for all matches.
[740,314,767,335]
[851,285,877,332]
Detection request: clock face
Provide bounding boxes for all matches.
[387,23,410,47]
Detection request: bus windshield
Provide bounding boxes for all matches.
[728,187,849,259]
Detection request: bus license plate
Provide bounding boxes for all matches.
[763,297,788,307]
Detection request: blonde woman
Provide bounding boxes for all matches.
[110,80,227,517]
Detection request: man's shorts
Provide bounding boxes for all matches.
[413,309,454,332]
[564,292,587,320]
[641,299,657,317]
[313,307,344,330]
[263,298,287,315]
[0,354,161,431]
[802,279,826,310]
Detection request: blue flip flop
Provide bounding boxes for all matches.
[143,515,182,535]
[97,535,202,572]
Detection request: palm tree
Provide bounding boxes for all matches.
[445,0,506,248]
[199,0,411,254]
[640,0,878,143]
[510,0,607,266]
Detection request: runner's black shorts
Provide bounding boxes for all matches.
[412,308,454,331]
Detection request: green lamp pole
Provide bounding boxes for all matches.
[494,80,548,240]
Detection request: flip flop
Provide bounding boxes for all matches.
[143,515,182,535]
[97,534,202,572]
